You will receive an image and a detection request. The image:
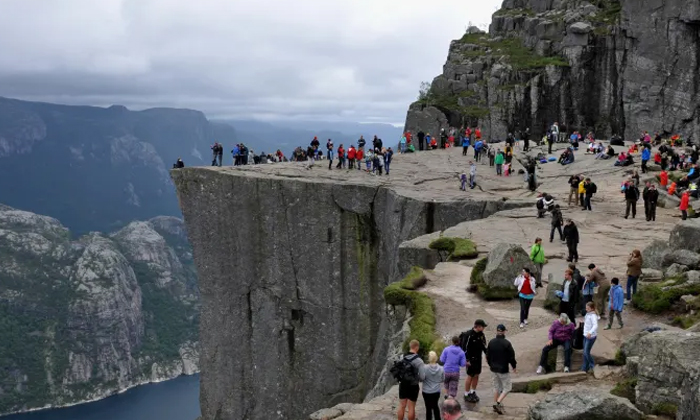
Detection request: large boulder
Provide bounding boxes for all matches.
[663,249,700,269]
[642,240,671,270]
[527,389,643,420]
[481,243,536,299]
[669,220,700,252]
[545,273,563,311]
[640,268,663,283]
[665,263,689,279]
[621,330,700,417]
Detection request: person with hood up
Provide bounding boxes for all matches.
[536,313,575,374]
[515,267,537,328]
[604,278,625,329]
[550,204,564,242]
[680,190,690,220]
[420,351,445,420]
[439,336,467,399]
[626,250,643,302]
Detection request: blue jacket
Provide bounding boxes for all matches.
[474,141,484,151]
[642,148,651,161]
[609,284,625,312]
[439,345,466,373]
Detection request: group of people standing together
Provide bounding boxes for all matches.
[322,136,394,175]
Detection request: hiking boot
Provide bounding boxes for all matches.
[619,323,624,329]
[493,402,504,415]
[472,393,480,402]
[536,366,544,375]
[604,325,612,330]
[519,323,525,329]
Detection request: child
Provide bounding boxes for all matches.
[604,278,624,330]
[460,172,467,191]
[503,163,511,177]
[469,161,477,189]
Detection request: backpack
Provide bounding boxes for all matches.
[390,354,419,383]
[588,183,598,194]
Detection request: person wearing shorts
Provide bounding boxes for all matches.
[486,324,517,415]
[397,340,424,420]
[459,319,488,403]
[439,336,466,398]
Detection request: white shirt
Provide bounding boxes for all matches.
[562,280,572,302]
[583,312,598,338]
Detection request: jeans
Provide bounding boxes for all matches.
[385,161,390,174]
[641,159,648,173]
[496,164,502,175]
[469,174,475,188]
[581,336,597,372]
[519,297,533,323]
[626,275,639,300]
[584,195,592,210]
[539,339,571,369]
[581,294,593,316]
[422,392,441,420]
[550,225,563,241]
[400,143,406,153]
[579,193,585,207]
[463,146,469,156]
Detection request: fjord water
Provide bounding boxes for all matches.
[2,375,200,420]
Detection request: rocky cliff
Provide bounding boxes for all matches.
[405,0,700,141]
[171,160,529,420]
[0,205,199,414]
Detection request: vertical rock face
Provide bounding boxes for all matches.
[0,206,199,414]
[171,167,526,420]
[406,0,700,141]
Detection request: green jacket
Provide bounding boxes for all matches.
[530,244,545,264]
[494,153,505,165]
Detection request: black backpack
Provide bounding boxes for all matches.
[390,354,419,383]
[572,322,584,350]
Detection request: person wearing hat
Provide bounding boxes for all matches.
[486,324,517,415]
[458,319,488,403]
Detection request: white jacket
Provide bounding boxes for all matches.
[583,312,598,338]
[514,275,537,294]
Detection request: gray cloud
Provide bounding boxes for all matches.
[0,0,501,124]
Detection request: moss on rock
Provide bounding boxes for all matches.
[632,277,700,314]
[429,237,478,261]
[610,377,637,403]
[525,379,553,394]
[384,267,442,358]
[651,402,678,416]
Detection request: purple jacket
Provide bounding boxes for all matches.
[548,320,575,342]
[439,345,467,373]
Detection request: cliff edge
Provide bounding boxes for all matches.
[171,153,528,420]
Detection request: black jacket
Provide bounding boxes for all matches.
[459,329,487,359]
[568,176,580,189]
[560,278,579,305]
[584,182,597,196]
[563,224,579,245]
[647,189,659,205]
[624,185,639,201]
[551,208,563,227]
[487,336,517,374]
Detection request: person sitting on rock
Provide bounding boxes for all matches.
[172,158,184,169]
[536,313,575,374]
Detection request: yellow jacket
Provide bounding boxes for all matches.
[578,180,585,194]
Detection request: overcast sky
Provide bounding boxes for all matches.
[0,0,502,124]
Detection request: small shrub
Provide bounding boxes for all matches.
[401,266,428,290]
[651,402,678,416]
[429,237,457,254]
[672,313,700,329]
[632,280,700,314]
[430,237,478,261]
[610,377,637,403]
[612,349,627,366]
[470,257,488,287]
[525,379,552,394]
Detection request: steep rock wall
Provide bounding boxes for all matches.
[171,167,526,420]
[406,0,700,142]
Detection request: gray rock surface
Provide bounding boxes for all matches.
[669,220,700,252]
[640,268,663,283]
[404,0,700,142]
[482,243,535,292]
[642,240,671,270]
[170,163,525,420]
[527,389,643,420]
[622,330,700,418]
[665,263,689,278]
[0,205,198,414]
[663,249,700,269]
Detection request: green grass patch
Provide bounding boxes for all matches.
[590,0,622,25]
[632,277,700,314]
[429,237,478,261]
[458,34,569,70]
[525,379,553,394]
[612,349,627,366]
[672,312,700,329]
[651,402,678,416]
[493,7,535,17]
[384,268,443,358]
[398,266,428,290]
[610,377,637,403]
[470,257,488,287]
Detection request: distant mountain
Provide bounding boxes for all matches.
[0,204,198,414]
[215,119,403,157]
[0,97,236,234]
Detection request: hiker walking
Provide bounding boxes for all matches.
[393,340,424,420]
[646,184,659,221]
[568,174,581,206]
[515,268,537,328]
[459,319,488,403]
[440,336,466,399]
[563,219,579,262]
[522,128,530,151]
[550,204,564,242]
[624,180,639,219]
[336,144,346,169]
[583,178,597,211]
[536,313,575,374]
[486,324,517,415]
[626,250,642,303]
[680,190,690,220]
[581,301,599,373]
[604,278,625,329]
[469,161,477,189]
[419,351,444,420]
[641,144,651,173]
[529,238,545,287]
[494,149,504,175]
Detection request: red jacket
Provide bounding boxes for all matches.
[337,147,345,158]
[680,193,690,211]
[356,149,364,160]
[405,132,412,144]
[660,171,669,186]
[347,147,356,159]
